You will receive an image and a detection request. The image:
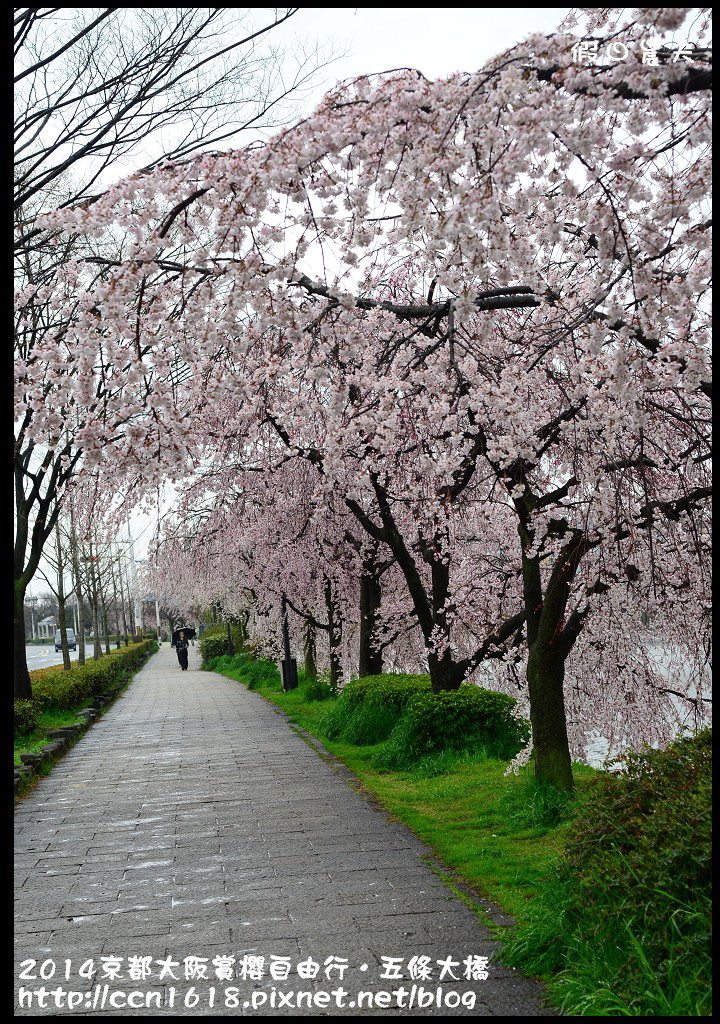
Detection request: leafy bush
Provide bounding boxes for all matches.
[199,623,253,664]
[375,685,528,769]
[199,629,231,663]
[244,657,281,690]
[205,652,281,690]
[498,774,579,830]
[340,674,432,713]
[29,641,154,711]
[320,673,431,745]
[14,699,41,735]
[503,729,712,1016]
[301,680,336,702]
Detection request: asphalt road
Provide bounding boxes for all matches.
[24,643,135,670]
[25,644,82,670]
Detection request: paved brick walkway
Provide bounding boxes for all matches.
[15,644,555,1017]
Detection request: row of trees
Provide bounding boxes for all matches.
[14,7,334,696]
[23,507,142,666]
[15,9,712,789]
[134,9,711,789]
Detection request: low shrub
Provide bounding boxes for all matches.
[199,630,231,663]
[239,656,279,690]
[14,699,41,735]
[199,624,252,663]
[320,673,431,745]
[301,680,336,702]
[339,673,432,713]
[375,685,528,769]
[29,641,154,711]
[498,774,579,831]
[503,728,712,1016]
[205,652,281,690]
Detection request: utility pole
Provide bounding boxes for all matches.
[68,500,86,666]
[28,596,37,640]
[126,518,142,635]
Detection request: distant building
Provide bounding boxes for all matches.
[37,615,56,639]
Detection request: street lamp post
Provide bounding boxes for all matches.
[133,558,145,636]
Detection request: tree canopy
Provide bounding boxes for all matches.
[16,8,712,786]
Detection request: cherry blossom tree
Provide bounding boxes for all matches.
[14,8,336,698]
[146,455,412,685]
[30,8,711,787]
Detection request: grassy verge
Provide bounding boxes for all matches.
[14,707,84,766]
[206,652,711,1016]
[205,654,595,919]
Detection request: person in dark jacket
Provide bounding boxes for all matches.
[173,630,189,671]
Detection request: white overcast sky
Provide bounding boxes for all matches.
[26,7,572,599]
[274,7,572,115]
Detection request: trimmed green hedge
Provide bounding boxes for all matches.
[13,699,41,735]
[404,685,527,750]
[320,673,527,762]
[340,674,432,712]
[28,641,155,711]
[199,625,252,663]
[199,631,229,662]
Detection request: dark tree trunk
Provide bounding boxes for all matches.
[88,549,102,660]
[57,595,71,671]
[70,532,86,666]
[303,622,317,681]
[101,592,111,654]
[324,576,343,689]
[55,522,72,670]
[14,580,32,700]
[519,523,587,792]
[358,565,383,677]
[428,649,467,693]
[527,644,574,791]
[237,610,249,648]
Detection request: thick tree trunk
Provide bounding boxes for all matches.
[14,579,32,700]
[237,610,249,648]
[303,622,317,681]
[526,644,574,791]
[324,576,343,689]
[428,649,466,693]
[358,567,383,677]
[518,522,581,792]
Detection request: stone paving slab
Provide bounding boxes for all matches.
[15,644,556,1017]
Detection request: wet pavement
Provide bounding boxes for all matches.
[15,643,556,1016]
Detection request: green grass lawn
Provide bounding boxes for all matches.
[14,707,84,766]
[204,656,712,1016]
[208,662,597,921]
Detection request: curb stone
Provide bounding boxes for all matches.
[14,672,147,800]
